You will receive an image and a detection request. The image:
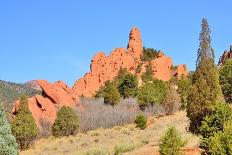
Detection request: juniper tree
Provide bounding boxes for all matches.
[11,96,38,150]
[187,18,223,133]
[0,103,18,155]
[196,18,215,67]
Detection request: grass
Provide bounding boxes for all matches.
[20,111,200,155]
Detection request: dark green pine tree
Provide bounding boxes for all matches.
[196,18,215,67]
[187,18,223,133]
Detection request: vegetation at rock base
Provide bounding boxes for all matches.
[52,106,79,137]
[141,62,154,82]
[103,81,121,106]
[219,60,232,103]
[0,103,18,155]
[11,96,38,150]
[117,72,138,99]
[186,18,223,133]
[159,127,185,155]
[141,47,160,62]
[134,114,147,130]
[137,79,167,110]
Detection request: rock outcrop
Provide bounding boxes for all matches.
[218,45,232,65]
[13,27,188,127]
[13,80,79,128]
[73,27,188,97]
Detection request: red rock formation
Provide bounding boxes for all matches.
[218,45,232,65]
[13,80,79,128]
[73,27,143,97]
[73,27,188,97]
[13,27,188,127]
[176,64,188,79]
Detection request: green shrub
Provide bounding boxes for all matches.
[200,103,232,151]
[103,81,120,106]
[134,114,147,130]
[159,127,185,155]
[137,79,167,110]
[0,103,18,155]
[177,77,191,109]
[207,121,232,155]
[52,106,79,137]
[114,142,135,155]
[11,96,38,150]
[118,73,138,98]
[219,60,232,103]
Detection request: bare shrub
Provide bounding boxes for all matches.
[143,104,165,117]
[39,117,52,137]
[162,86,181,115]
[76,97,140,132]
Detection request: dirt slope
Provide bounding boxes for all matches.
[20,111,201,155]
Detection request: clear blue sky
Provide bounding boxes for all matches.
[1,0,232,86]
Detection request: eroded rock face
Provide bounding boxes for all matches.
[218,45,232,65]
[73,27,143,97]
[73,27,188,97]
[13,80,79,128]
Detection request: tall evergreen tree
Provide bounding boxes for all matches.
[196,18,215,67]
[0,103,18,155]
[187,18,223,133]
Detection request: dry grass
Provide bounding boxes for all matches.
[20,111,200,155]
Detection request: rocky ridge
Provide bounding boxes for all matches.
[13,27,188,127]
[73,27,188,97]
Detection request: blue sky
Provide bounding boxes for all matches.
[1,0,232,86]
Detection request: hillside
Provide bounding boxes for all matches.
[0,80,41,105]
[20,111,201,155]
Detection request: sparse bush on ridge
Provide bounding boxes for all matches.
[52,106,79,137]
[141,47,159,62]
